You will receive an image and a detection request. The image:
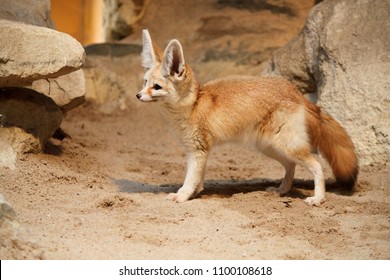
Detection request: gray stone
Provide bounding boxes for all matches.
[263,0,390,167]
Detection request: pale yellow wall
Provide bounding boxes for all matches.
[51,0,104,45]
[84,0,104,44]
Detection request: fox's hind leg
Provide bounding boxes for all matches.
[262,148,296,196]
[286,147,325,206]
[265,147,325,206]
[298,154,325,206]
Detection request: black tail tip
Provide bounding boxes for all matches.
[336,167,359,192]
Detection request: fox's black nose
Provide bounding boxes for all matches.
[136,93,142,99]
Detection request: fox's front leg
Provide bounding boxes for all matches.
[167,150,208,203]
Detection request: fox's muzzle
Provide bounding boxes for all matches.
[136,92,156,102]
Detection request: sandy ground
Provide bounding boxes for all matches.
[1,100,389,259]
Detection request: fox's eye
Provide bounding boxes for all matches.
[153,84,162,90]
[144,79,147,86]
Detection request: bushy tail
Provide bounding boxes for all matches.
[306,105,358,190]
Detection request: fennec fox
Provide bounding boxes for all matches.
[137,30,358,206]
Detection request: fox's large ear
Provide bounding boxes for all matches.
[141,29,157,69]
[162,39,185,78]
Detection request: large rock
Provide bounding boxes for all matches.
[263,0,390,167]
[0,19,85,87]
[0,88,62,154]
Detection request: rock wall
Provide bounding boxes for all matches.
[263,0,390,167]
[83,43,142,114]
[127,0,314,83]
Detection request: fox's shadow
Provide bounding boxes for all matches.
[114,178,352,199]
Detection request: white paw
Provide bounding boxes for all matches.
[304,196,325,206]
[166,192,190,203]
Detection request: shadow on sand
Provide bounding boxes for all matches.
[113,177,352,199]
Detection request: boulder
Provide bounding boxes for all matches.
[0,19,85,87]
[263,0,390,167]
[0,88,62,154]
